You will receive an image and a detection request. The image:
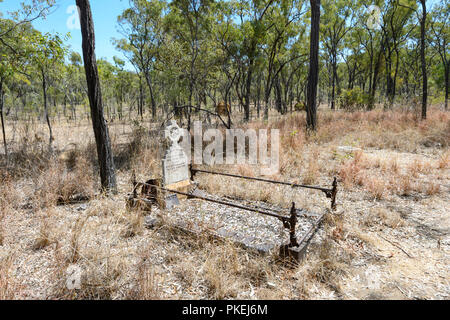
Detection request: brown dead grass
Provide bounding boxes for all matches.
[33,156,95,208]
[0,254,17,299]
[437,150,450,169]
[362,207,405,229]
[0,106,448,300]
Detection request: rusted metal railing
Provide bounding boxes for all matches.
[129,167,337,260]
[190,166,338,210]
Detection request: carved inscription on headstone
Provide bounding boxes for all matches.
[162,120,189,186]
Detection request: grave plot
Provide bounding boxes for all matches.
[127,120,338,261]
[150,189,327,257]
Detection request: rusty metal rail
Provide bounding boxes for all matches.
[129,168,336,260]
[140,181,289,220]
[190,166,338,210]
[136,181,305,250]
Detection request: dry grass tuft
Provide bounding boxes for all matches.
[338,151,366,189]
[121,211,144,238]
[130,259,161,300]
[362,207,405,229]
[33,156,95,208]
[381,157,399,174]
[308,240,345,293]
[237,164,255,177]
[0,254,17,300]
[68,215,89,263]
[32,213,52,251]
[424,182,440,196]
[203,257,231,299]
[303,148,320,185]
[408,159,432,177]
[365,176,386,200]
[437,150,449,169]
[396,174,414,196]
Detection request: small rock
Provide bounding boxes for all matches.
[76,204,88,211]
[267,282,276,289]
[144,217,158,229]
[337,146,361,153]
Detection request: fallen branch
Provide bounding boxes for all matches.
[379,235,414,259]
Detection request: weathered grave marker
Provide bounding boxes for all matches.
[160,120,194,206]
[162,120,189,185]
[128,119,337,261]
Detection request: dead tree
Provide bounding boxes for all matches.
[76,0,117,193]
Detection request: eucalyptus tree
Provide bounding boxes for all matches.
[306,0,320,131]
[214,1,243,118]
[429,0,449,110]
[361,0,415,109]
[77,0,117,193]
[238,0,277,122]
[0,0,55,157]
[166,0,215,128]
[341,28,365,91]
[380,0,416,108]
[116,0,167,119]
[419,0,428,118]
[0,32,12,159]
[29,31,66,144]
[262,0,307,117]
[321,0,355,109]
[97,59,116,119]
[396,0,429,118]
[0,0,55,53]
[354,2,381,104]
[63,51,86,120]
[112,56,135,120]
[215,0,277,122]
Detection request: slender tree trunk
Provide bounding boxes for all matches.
[368,54,373,94]
[144,72,156,119]
[275,75,283,114]
[331,49,337,110]
[369,39,384,110]
[264,90,269,120]
[331,62,336,110]
[138,74,144,119]
[420,0,427,119]
[256,75,261,118]
[42,71,54,145]
[306,0,320,131]
[244,57,254,122]
[76,0,117,193]
[445,66,449,110]
[0,79,7,160]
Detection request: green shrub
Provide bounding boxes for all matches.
[294,101,306,112]
[337,88,369,111]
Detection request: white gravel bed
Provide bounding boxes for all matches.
[151,189,325,253]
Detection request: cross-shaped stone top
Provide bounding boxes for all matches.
[164,120,182,148]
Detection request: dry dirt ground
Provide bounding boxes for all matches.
[0,107,448,300]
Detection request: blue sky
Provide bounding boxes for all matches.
[0,0,441,71]
[0,0,132,68]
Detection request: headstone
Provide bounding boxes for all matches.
[159,120,194,207]
[162,120,189,186]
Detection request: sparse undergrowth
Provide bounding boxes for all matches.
[0,107,448,300]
